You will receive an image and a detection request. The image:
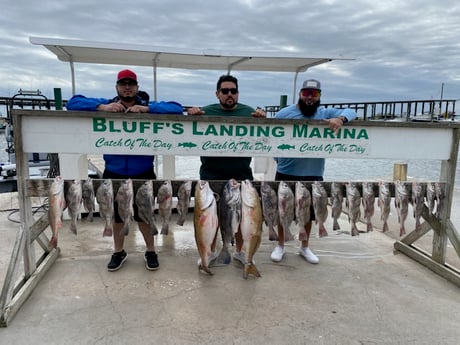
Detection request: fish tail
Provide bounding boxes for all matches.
[351,223,359,236]
[367,221,373,232]
[150,223,159,236]
[198,264,213,276]
[284,227,295,242]
[333,218,340,231]
[160,223,169,235]
[268,226,279,241]
[87,211,93,222]
[318,223,328,238]
[70,221,78,235]
[49,236,58,249]
[216,246,231,265]
[176,215,185,226]
[382,222,389,233]
[243,263,261,279]
[120,223,129,236]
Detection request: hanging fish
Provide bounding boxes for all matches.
[157,180,173,235]
[260,182,279,241]
[277,181,295,241]
[362,182,375,232]
[434,182,445,217]
[82,178,95,222]
[295,181,311,241]
[426,182,436,214]
[48,176,66,248]
[394,180,409,236]
[135,180,158,236]
[312,181,328,238]
[176,180,192,226]
[346,182,361,236]
[240,180,263,279]
[96,179,114,237]
[66,179,82,235]
[217,179,241,265]
[411,181,425,231]
[115,179,134,236]
[330,182,343,231]
[378,181,391,232]
[194,180,219,275]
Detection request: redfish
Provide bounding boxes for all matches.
[240,180,263,279]
[194,180,219,275]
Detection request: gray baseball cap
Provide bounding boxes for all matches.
[301,79,321,90]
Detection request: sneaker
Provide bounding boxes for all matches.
[270,245,285,262]
[107,250,128,271]
[144,251,159,271]
[197,251,218,266]
[233,251,255,265]
[298,247,319,264]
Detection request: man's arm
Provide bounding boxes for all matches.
[66,95,109,111]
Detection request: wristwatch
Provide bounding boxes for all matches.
[338,116,348,123]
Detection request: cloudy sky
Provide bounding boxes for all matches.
[2,0,460,113]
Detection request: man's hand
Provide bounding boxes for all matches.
[324,117,346,134]
[125,105,149,113]
[97,103,126,112]
[187,107,205,115]
[252,107,266,118]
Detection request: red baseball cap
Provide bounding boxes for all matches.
[117,69,137,82]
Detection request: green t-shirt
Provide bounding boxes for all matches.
[199,103,255,181]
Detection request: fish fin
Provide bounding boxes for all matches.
[150,223,159,236]
[198,264,213,276]
[69,222,78,235]
[333,219,340,230]
[176,215,185,226]
[243,263,261,279]
[160,223,169,235]
[216,247,231,265]
[268,227,279,241]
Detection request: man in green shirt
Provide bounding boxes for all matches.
[187,74,266,265]
[187,74,266,180]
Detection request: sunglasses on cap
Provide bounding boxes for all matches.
[301,89,321,98]
[219,88,238,95]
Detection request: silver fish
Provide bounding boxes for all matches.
[194,180,219,275]
[135,180,158,236]
[394,180,409,236]
[66,179,82,235]
[312,181,329,238]
[277,181,295,241]
[330,182,343,231]
[295,181,311,241]
[378,181,391,232]
[115,179,133,236]
[411,181,425,231]
[48,176,66,248]
[157,180,173,235]
[176,180,192,226]
[426,182,436,214]
[217,179,241,265]
[96,179,114,237]
[240,180,263,279]
[434,182,445,217]
[362,182,375,232]
[346,182,361,236]
[82,178,95,222]
[260,181,279,241]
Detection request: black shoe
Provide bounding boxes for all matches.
[107,250,128,272]
[144,251,159,271]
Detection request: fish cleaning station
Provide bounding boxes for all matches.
[0,38,459,342]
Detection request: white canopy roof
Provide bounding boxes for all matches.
[30,36,351,100]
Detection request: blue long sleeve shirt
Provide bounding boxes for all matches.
[275,104,357,177]
[66,94,183,176]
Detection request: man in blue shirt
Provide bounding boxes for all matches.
[67,69,183,272]
[272,79,357,264]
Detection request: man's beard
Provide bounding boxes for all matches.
[220,98,236,109]
[298,99,320,117]
[118,95,136,103]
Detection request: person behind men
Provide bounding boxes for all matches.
[272,79,357,264]
[66,69,183,272]
[187,74,266,265]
